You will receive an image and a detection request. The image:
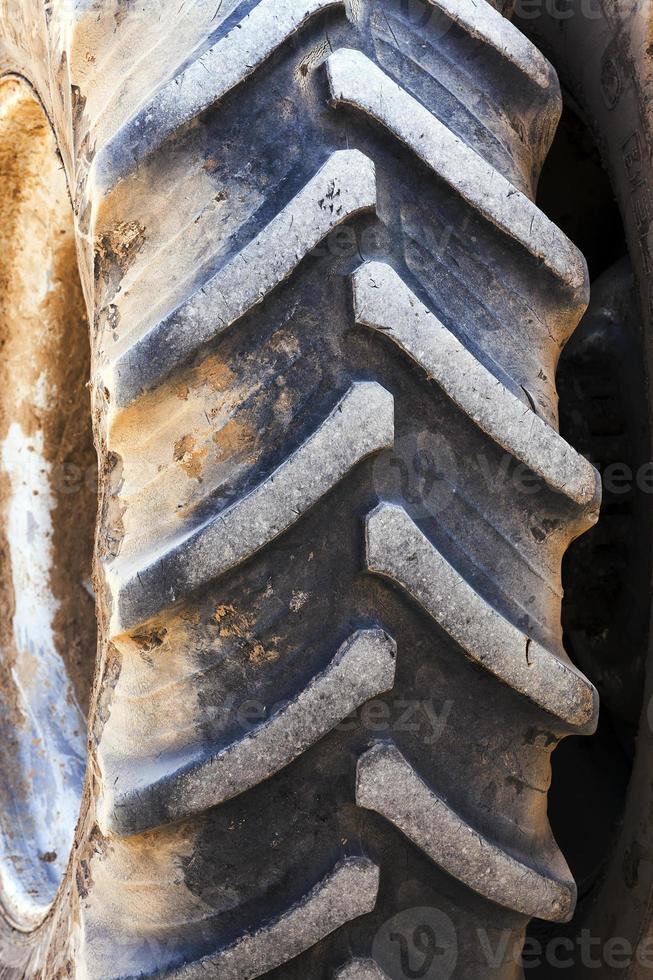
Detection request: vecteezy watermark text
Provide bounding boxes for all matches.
[372,907,653,978]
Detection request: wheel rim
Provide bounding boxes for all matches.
[0,76,94,931]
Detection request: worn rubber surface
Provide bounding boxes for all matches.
[521,5,653,978]
[0,1,599,977]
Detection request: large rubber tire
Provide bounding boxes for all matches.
[520,5,653,977]
[0,1,600,976]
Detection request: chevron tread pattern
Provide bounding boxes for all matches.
[8,0,601,977]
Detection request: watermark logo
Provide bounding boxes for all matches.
[513,0,603,20]
[373,907,458,980]
[373,431,459,520]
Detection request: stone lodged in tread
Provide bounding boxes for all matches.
[357,742,576,923]
[365,503,598,732]
[100,629,397,836]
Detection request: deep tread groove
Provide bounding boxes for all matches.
[106,149,377,409]
[352,260,600,514]
[365,502,598,732]
[31,0,602,976]
[109,381,394,634]
[95,0,347,190]
[326,47,588,307]
[100,628,397,835]
[356,742,576,922]
[424,0,552,93]
[165,858,380,979]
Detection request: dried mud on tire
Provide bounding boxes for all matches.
[0,1,599,977]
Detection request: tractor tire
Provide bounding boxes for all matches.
[0,1,599,977]
[519,4,653,977]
